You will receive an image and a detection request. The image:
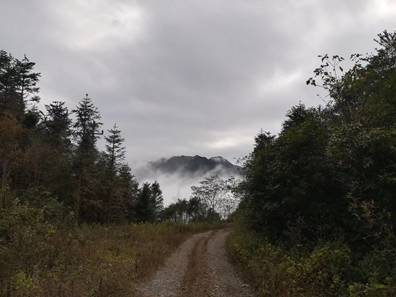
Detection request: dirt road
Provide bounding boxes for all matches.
[138,229,254,297]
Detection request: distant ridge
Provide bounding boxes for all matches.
[135,155,242,203]
[148,155,242,176]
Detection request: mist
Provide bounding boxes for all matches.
[135,163,242,205]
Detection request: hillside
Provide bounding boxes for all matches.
[147,155,242,177]
[136,155,242,204]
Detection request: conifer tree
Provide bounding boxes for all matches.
[135,183,153,222]
[0,51,40,119]
[44,101,72,148]
[134,182,164,223]
[105,124,125,173]
[150,181,164,221]
[72,94,102,223]
[73,94,102,160]
[118,164,139,222]
[104,124,126,222]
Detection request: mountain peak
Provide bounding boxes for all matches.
[209,156,228,162]
[148,155,241,176]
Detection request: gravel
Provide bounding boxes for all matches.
[137,229,255,297]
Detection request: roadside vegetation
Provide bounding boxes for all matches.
[228,30,396,297]
[1,217,217,297]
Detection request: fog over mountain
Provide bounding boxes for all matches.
[136,155,242,204]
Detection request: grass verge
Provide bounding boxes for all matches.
[1,218,219,297]
[227,227,396,297]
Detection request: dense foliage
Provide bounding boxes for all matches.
[0,50,175,294]
[0,50,165,225]
[232,31,396,296]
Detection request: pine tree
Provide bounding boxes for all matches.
[150,181,163,221]
[134,182,164,223]
[14,55,40,103]
[72,94,102,160]
[105,124,125,173]
[44,101,72,148]
[0,51,40,119]
[40,101,73,207]
[118,164,139,222]
[135,183,153,222]
[104,124,127,222]
[72,94,102,223]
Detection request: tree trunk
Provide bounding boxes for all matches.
[1,160,8,209]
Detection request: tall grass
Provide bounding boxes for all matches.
[0,217,217,297]
[227,228,396,297]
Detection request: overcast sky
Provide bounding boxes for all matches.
[1,0,396,166]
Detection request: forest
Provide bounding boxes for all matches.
[0,49,227,296]
[229,31,396,296]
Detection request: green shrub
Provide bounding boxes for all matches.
[227,228,396,297]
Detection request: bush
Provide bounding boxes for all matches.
[227,228,396,297]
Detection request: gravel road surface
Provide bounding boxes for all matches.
[138,229,254,297]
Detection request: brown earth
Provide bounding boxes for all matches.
[137,229,254,297]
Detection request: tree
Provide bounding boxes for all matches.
[41,100,73,203]
[190,175,238,220]
[242,104,347,243]
[13,55,40,104]
[0,49,148,226]
[150,181,163,221]
[162,199,190,223]
[218,177,240,219]
[103,125,128,223]
[118,164,139,222]
[105,124,125,173]
[134,182,163,223]
[72,94,102,159]
[135,183,154,223]
[0,51,40,119]
[0,115,23,208]
[187,197,207,222]
[72,94,102,223]
[240,30,396,250]
[191,175,223,213]
[43,101,72,148]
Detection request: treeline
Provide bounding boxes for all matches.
[0,50,163,225]
[163,175,238,223]
[231,31,396,296]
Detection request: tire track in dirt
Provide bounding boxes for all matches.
[137,229,254,297]
[178,231,214,296]
[137,231,212,297]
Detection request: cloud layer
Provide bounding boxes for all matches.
[1,0,396,166]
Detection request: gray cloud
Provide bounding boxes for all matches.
[1,0,396,168]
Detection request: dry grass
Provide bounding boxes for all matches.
[1,222,219,297]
